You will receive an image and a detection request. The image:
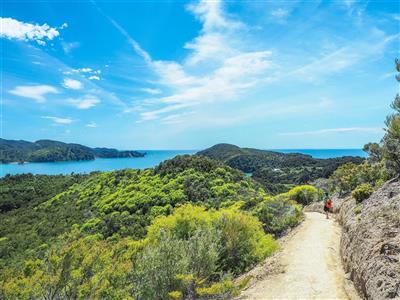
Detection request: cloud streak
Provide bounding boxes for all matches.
[42,116,73,125]
[9,85,59,102]
[104,0,273,122]
[68,94,100,109]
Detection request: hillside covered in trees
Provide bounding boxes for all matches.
[0,155,319,299]
[197,144,364,193]
[0,139,145,163]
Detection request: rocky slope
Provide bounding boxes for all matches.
[337,178,400,299]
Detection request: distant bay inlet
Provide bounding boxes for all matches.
[0,149,366,177]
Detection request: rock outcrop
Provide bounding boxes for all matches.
[338,178,400,299]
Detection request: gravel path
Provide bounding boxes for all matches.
[239,212,357,300]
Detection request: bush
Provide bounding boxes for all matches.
[255,197,303,237]
[352,183,374,203]
[132,204,278,299]
[147,205,278,276]
[285,185,319,205]
[330,162,388,195]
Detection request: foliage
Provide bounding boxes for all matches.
[353,205,362,215]
[0,156,271,267]
[285,185,319,205]
[0,233,136,300]
[330,162,388,196]
[132,204,277,299]
[352,183,374,203]
[146,205,278,275]
[0,173,87,213]
[0,155,308,299]
[1,204,278,300]
[198,143,364,193]
[363,142,382,163]
[254,186,307,236]
[382,94,400,176]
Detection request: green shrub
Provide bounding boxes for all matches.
[255,197,303,237]
[353,205,362,215]
[285,185,319,205]
[132,204,278,299]
[147,205,278,276]
[352,183,374,203]
[330,162,389,195]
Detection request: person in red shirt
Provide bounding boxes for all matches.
[324,194,332,219]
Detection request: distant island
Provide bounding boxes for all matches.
[197,143,364,193]
[0,139,146,163]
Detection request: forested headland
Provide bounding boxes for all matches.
[0,139,145,163]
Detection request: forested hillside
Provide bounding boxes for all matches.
[0,155,319,299]
[0,139,145,163]
[197,144,363,193]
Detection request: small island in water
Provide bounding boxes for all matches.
[0,138,146,164]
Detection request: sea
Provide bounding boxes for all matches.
[0,149,367,177]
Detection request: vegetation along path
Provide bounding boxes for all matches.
[240,212,358,300]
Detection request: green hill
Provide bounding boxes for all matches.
[0,138,145,163]
[197,143,364,193]
[0,155,309,299]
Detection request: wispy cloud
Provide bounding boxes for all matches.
[67,94,100,109]
[279,127,383,136]
[86,121,97,128]
[63,78,83,90]
[271,8,290,20]
[61,41,79,54]
[141,88,162,95]
[9,85,59,102]
[42,116,73,125]
[0,17,65,45]
[63,67,101,74]
[104,0,273,122]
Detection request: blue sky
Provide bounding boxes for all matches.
[1,0,399,150]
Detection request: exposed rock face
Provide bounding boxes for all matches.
[338,178,400,299]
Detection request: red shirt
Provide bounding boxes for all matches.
[325,199,332,209]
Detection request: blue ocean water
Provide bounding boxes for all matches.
[0,149,366,177]
[274,149,367,159]
[0,150,196,177]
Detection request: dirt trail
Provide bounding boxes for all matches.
[239,212,358,300]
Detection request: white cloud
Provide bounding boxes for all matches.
[271,8,290,19]
[68,94,100,109]
[186,0,244,31]
[88,75,100,80]
[141,88,162,95]
[279,127,383,136]
[112,0,272,122]
[63,78,83,90]
[42,116,73,125]
[61,41,79,54]
[9,85,59,102]
[63,68,101,80]
[86,122,97,128]
[0,17,63,45]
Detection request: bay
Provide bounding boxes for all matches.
[0,149,366,177]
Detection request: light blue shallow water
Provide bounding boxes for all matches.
[274,149,367,159]
[0,149,366,177]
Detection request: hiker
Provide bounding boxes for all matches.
[324,194,332,219]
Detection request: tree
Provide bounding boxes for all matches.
[382,59,400,176]
[363,142,382,163]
